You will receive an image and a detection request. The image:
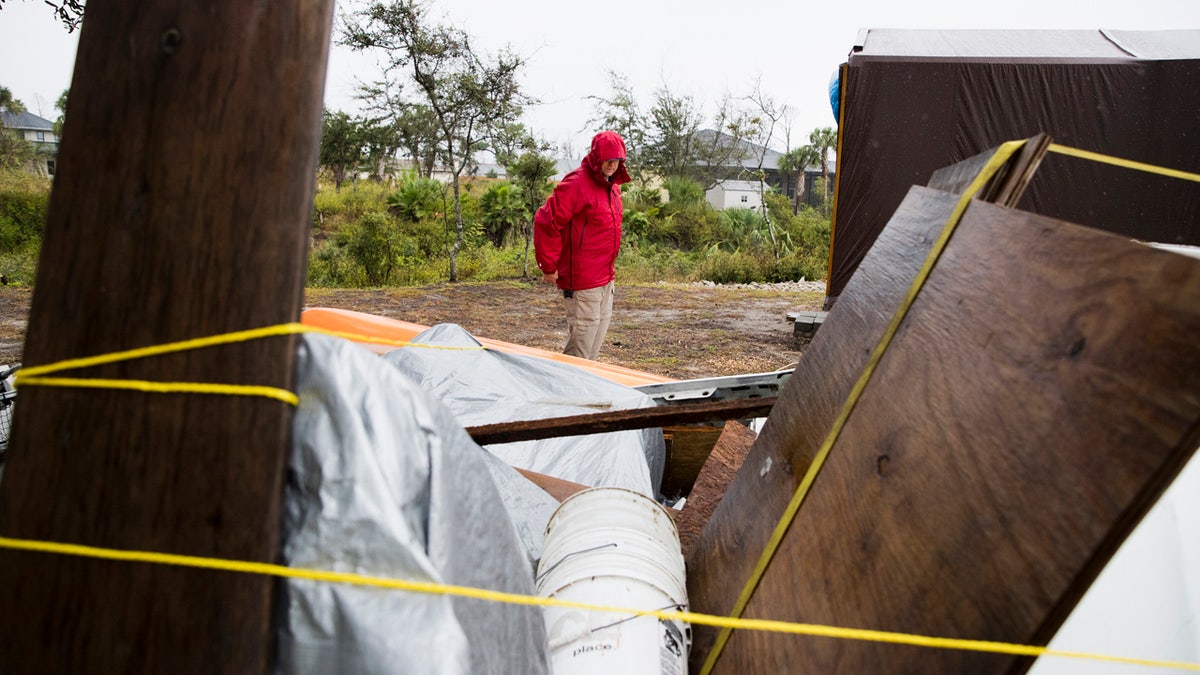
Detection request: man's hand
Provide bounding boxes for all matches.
[541,271,558,285]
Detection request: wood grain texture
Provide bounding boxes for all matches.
[0,1,334,672]
[926,133,1050,206]
[465,397,775,445]
[676,421,756,558]
[662,425,724,498]
[686,187,961,664]
[712,201,1200,673]
[516,467,591,502]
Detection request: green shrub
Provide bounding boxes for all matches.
[453,243,526,281]
[0,181,49,253]
[690,249,764,284]
[645,204,718,251]
[398,217,452,258]
[386,172,444,222]
[715,208,772,253]
[343,211,402,286]
[617,241,697,283]
[312,180,392,226]
[661,176,705,208]
[307,236,362,287]
[624,185,664,211]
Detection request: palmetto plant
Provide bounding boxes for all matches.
[479,181,527,248]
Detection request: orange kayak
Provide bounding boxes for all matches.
[301,307,675,388]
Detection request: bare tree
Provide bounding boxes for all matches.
[356,78,442,178]
[342,0,530,281]
[586,71,647,184]
[0,0,85,32]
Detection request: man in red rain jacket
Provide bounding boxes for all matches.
[534,130,631,360]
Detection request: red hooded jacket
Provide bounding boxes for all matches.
[534,130,631,291]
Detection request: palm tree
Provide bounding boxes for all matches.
[778,145,819,214]
[809,127,837,209]
[0,86,25,114]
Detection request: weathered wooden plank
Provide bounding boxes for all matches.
[464,397,775,445]
[675,420,756,558]
[713,201,1200,672]
[0,2,333,672]
[686,187,962,664]
[516,467,591,502]
[661,425,724,497]
[926,133,1049,205]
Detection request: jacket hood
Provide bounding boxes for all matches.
[582,130,631,185]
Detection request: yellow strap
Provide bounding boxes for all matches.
[14,322,485,402]
[18,323,312,379]
[19,323,484,380]
[14,376,299,406]
[1048,144,1200,183]
[699,140,1030,675]
[0,535,1194,671]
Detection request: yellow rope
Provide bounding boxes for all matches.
[1048,144,1200,183]
[14,376,300,406]
[14,322,484,402]
[0,535,1194,671]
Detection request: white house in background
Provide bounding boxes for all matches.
[705,179,763,211]
[0,110,59,176]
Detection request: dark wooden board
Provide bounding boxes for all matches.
[686,187,962,663]
[675,421,756,558]
[465,397,775,445]
[0,2,334,672]
[516,467,591,502]
[713,201,1200,672]
[662,425,725,498]
[926,133,1049,206]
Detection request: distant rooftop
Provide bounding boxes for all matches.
[0,110,55,131]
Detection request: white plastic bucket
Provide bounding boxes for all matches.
[536,487,690,675]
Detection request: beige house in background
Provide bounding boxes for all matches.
[1,110,58,176]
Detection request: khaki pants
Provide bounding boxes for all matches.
[563,281,614,360]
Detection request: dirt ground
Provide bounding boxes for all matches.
[0,281,824,380]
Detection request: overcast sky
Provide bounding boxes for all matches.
[2,0,1198,159]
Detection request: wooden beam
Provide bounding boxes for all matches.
[0,2,334,672]
[696,191,1200,673]
[464,397,775,445]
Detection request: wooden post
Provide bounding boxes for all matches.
[0,1,333,672]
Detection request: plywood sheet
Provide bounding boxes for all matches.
[711,200,1200,672]
[687,186,962,662]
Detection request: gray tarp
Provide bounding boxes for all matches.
[382,323,666,498]
[278,333,554,674]
[279,324,667,674]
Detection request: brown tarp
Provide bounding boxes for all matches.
[828,29,1200,305]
